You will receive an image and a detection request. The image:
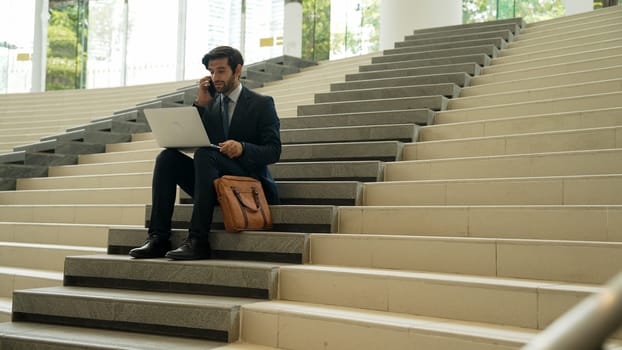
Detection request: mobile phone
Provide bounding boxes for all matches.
[208,79,216,97]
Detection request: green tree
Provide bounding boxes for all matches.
[463,0,566,24]
[46,0,88,90]
[302,0,331,61]
[330,0,380,57]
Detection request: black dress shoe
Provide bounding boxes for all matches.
[165,237,211,260]
[129,236,171,258]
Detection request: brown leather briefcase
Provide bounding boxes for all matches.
[214,175,273,232]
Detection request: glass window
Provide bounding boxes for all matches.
[0,0,36,93]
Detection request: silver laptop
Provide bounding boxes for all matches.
[144,107,219,149]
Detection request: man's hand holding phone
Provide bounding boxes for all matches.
[195,76,216,107]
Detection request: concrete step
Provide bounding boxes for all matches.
[404,126,622,160]
[99,140,404,163]
[0,242,104,271]
[504,26,622,59]
[0,204,145,225]
[483,46,622,75]
[108,227,309,264]
[0,222,109,247]
[0,266,62,297]
[0,322,227,350]
[471,54,622,85]
[0,187,151,205]
[282,125,418,145]
[449,79,622,110]
[16,172,152,190]
[0,150,78,167]
[0,163,47,179]
[434,91,622,125]
[414,17,523,34]
[515,16,621,46]
[337,204,622,242]
[241,300,535,349]
[11,286,255,342]
[330,72,471,91]
[270,160,384,182]
[297,96,447,116]
[363,174,622,206]
[523,5,620,31]
[386,148,622,181]
[361,54,491,72]
[0,298,10,322]
[276,265,603,331]
[314,83,460,103]
[421,107,622,142]
[408,21,521,39]
[163,204,337,233]
[498,36,622,65]
[182,181,362,206]
[390,36,512,55]
[346,63,481,82]
[460,65,622,97]
[310,234,622,284]
[48,160,154,176]
[372,45,499,64]
[64,254,282,299]
[273,109,434,129]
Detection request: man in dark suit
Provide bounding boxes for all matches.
[130,46,281,260]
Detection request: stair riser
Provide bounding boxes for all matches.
[241,304,527,350]
[269,161,383,182]
[472,55,622,85]
[331,73,471,91]
[310,234,622,284]
[0,223,108,247]
[497,30,621,56]
[64,257,278,299]
[283,125,418,145]
[421,108,622,141]
[371,45,500,64]
[514,16,622,45]
[338,206,622,242]
[364,176,622,207]
[485,47,622,75]
[158,204,338,233]
[461,66,622,97]
[278,267,598,329]
[298,96,447,116]
[346,63,481,82]
[11,291,238,342]
[280,110,434,129]
[314,84,460,103]
[386,149,622,182]
[449,79,622,110]
[360,54,491,72]
[498,36,622,64]
[107,228,309,264]
[0,205,144,225]
[392,35,509,53]
[406,23,520,41]
[16,173,152,190]
[0,188,151,205]
[405,126,622,160]
[434,92,622,124]
[0,273,61,298]
[0,246,102,271]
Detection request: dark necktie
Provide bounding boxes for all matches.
[221,94,230,138]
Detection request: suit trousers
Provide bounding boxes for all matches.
[148,147,249,240]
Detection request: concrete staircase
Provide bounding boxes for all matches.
[1,5,622,349]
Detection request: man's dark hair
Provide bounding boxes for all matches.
[202,46,244,73]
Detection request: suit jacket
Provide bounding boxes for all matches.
[196,86,281,204]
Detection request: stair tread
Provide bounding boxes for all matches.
[16,286,259,307]
[244,300,536,343]
[0,322,226,349]
[279,264,601,291]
